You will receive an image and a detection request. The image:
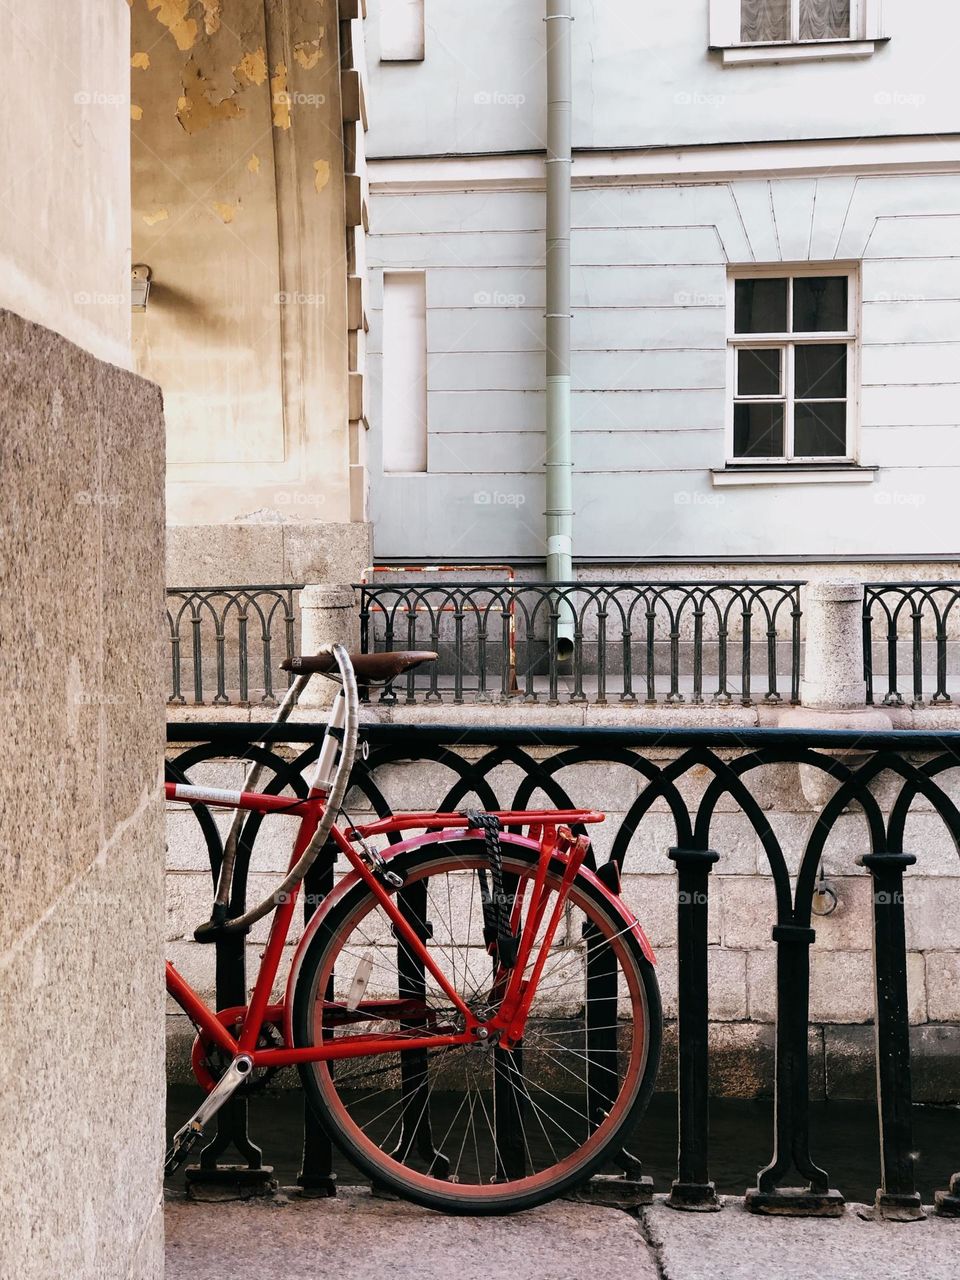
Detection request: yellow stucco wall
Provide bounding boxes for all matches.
[131,0,352,525]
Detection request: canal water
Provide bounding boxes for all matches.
[167,1086,960,1203]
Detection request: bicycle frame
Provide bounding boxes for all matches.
[165,777,606,1077]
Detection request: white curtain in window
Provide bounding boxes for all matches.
[740,0,790,42]
[799,0,850,39]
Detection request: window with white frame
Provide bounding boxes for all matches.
[742,0,850,42]
[727,269,857,463]
[709,0,883,59]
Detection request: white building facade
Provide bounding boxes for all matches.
[361,0,960,567]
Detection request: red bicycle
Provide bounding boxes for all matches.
[165,645,661,1214]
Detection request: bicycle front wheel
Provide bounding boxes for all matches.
[292,839,661,1214]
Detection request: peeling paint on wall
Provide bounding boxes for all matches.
[147,0,198,52]
[294,34,325,71]
[201,0,222,36]
[131,0,356,522]
[131,52,151,70]
[235,46,267,86]
[271,63,291,129]
[177,57,244,135]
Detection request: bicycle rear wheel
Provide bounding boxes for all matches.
[292,839,661,1214]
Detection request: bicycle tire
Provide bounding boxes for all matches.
[292,839,661,1214]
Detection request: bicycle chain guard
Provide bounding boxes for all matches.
[190,1007,285,1094]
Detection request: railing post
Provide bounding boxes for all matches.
[576,859,654,1208]
[666,846,721,1211]
[299,583,359,708]
[746,922,843,1216]
[936,1173,960,1217]
[861,850,926,1221]
[790,587,802,704]
[862,589,875,705]
[185,931,276,1196]
[181,803,277,1196]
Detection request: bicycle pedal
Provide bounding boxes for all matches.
[164,1121,204,1177]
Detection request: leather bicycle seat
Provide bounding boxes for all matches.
[281,650,438,682]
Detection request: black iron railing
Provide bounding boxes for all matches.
[357,580,804,706]
[864,582,960,706]
[166,585,302,706]
[166,720,960,1216]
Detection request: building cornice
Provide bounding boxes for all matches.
[369,134,960,193]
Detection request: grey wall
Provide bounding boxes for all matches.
[361,0,960,564]
[364,0,960,157]
[365,170,960,560]
[0,312,166,1279]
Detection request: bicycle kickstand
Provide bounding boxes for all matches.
[164,1054,254,1176]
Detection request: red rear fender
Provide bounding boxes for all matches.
[283,830,655,1046]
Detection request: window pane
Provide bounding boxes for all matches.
[795,343,847,398]
[734,278,788,333]
[734,403,785,457]
[799,0,850,40]
[793,276,848,331]
[740,0,790,42]
[795,402,847,456]
[738,347,782,396]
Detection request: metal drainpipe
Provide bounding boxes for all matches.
[544,0,575,660]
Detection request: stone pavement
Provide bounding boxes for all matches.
[165,1188,655,1280]
[166,1189,960,1280]
[643,1195,959,1280]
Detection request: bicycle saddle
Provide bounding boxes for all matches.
[281,649,438,682]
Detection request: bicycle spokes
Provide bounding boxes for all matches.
[297,842,657,1207]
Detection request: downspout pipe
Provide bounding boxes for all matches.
[544,0,575,661]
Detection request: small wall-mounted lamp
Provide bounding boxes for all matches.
[131,263,152,312]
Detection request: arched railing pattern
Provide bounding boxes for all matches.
[358,580,803,706]
[864,582,960,706]
[167,720,960,1217]
[166,586,301,706]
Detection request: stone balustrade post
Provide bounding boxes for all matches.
[800,579,867,709]
[298,583,359,709]
[782,578,890,806]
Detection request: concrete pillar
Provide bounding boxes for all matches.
[298,584,359,708]
[800,580,867,710]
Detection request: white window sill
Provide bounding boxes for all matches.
[711,465,877,488]
[713,38,886,66]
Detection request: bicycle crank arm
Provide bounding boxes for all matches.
[164,1053,254,1176]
